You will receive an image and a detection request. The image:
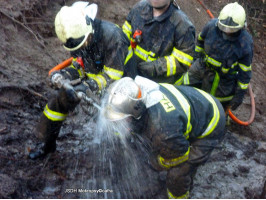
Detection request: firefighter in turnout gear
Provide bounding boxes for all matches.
[183,2,253,110]
[122,0,195,85]
[103,76,226,198]
[28,1,129,159]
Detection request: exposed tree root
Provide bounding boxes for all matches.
[0,85,47,101]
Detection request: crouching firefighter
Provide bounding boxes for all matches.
[28,1,129,159]
[103,76,226,198]
[183,2,253,111]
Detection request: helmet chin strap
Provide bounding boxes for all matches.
[152,4,169,10]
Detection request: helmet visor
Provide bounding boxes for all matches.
[63,36,85,50]
[218,21,242,34]
[104,105,131,121]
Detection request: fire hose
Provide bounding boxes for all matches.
[49,57,101,106]
[196,0,255,126]
[48,57,73,76]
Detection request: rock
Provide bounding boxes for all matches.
[0,174,18,198]
[237,165,250,174]
[253,153,266,165]
[257,142,266,153]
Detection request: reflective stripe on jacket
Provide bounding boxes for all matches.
[193,19,253,99]
[60,19,129,93]
[140,85,222,169]
[122,0,195,83]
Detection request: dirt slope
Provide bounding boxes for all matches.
[0,0,265,198]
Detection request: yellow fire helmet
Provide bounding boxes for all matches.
[218,2,246,33]
[54,1,98,51]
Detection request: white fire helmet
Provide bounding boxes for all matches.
[54,1,98,51]
[218,2,246,34]
[104,77,146,121]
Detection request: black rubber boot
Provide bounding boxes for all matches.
[28,141,56,160]
[29,88,80,160]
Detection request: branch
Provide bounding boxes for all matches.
[0,9,46,48]
[0,127,8,134]
[0,9,62,64]
[0,85,48,101]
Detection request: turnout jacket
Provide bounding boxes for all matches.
[60,19,129,93]
[123,0,195,84]
[184,19,253,103]
[135,84,225,168]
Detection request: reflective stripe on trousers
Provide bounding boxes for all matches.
[167,189,189,199]
[238,81,249,90]
[158,147,190,169]
[239,63,251,72]
[43,104,67,121]
[216,95,234,102]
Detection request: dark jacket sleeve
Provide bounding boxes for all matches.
[195,19,215,57]
[236,33,253,91]
[100,23,129,88]
[149,11,196,79]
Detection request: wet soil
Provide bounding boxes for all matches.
[0,0,265,198]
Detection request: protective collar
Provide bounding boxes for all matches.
[135,76,163,108]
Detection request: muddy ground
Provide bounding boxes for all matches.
[0,0,265,198]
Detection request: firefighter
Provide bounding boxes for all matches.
[122,0,195,85]
[29,1,129,159]
[103,76,226,198]
[183,2,253,110]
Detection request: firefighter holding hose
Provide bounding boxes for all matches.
[29,1,129,159]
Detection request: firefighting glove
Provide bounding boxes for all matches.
[62,84,80,104]
[74,81,92,96]
[74,80,100,104]
[229,89,246,110]
[138,61,157,78]
[74,79,98,93]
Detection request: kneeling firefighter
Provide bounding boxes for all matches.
[103,76,226,198]
[29,1,129,159]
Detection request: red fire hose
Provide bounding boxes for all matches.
[227,83,255,126]
[196,0,256,126]
[48,57,73,76]
[195,0,214,18]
